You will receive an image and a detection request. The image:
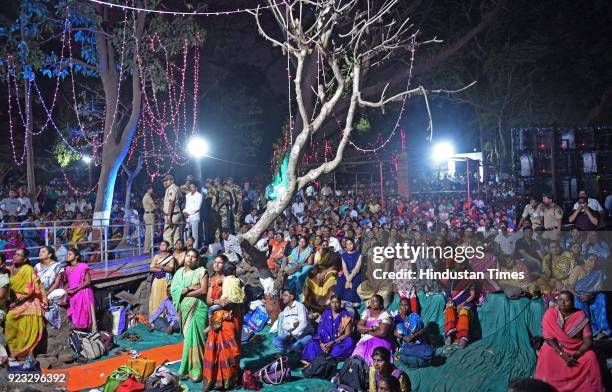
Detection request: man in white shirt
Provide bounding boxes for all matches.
[321,184,332,198]
[54,236,68,264]
[17,189,33,221]
[305,184,315,200]
[183,183,202,249]
[222,230,242,262]
[494,223,520,256]
[572,190,603,213]
[272,288,313,352]
[244,209,258,225]
[291,198,305,218]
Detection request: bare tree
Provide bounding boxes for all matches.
[241,0,470,286]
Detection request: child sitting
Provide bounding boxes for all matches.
[204,265,245,333]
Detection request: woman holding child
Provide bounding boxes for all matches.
[202,254,243,391]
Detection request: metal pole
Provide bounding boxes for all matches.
[136,221,142,256]
[466,159,471,207]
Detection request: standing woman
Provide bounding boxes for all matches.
[4,248,46,367]
[173,239,187,268]
[35,246,65,329]
[336,238,362,308]
[202,255,242,391]
[149,241,175,317]
[170,248,208,382]
[65,249,95,331]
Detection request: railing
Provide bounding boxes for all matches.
[0,218,165,277]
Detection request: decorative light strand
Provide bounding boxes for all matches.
[84,0,281,16]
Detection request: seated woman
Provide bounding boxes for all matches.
[285,236,315,298]
[4,248,46,369]
[352,294,394,366]
[357,232,393,307]
[442,262,476,348]
[303,239,340,313]
[539,241,575,294]
[369,347,411,392]
[568,254,611,339]
[301,294,355,365]
[394,298,433,368]
[34,246,65,329]
[534,291,604,392]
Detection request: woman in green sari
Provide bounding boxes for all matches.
[170,248,208,381]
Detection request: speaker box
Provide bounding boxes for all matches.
[582,152,597,173]
[520,154,534,176]
[560,129,575,150]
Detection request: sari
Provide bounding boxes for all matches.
[574,270,611,337]
[149,253,175,316]
[66,263,95,329]
[534,307,604,392]
[541,252,575,291]
[5,264,46,358]
[286,246,315,297]
[301,308,355,362]
[267,239,288,270]
[170,266,208,381]
[69,221,90,248]
[368,366,411,392]
[352,308,394,366]
[202,276,241,391]
[34,261,65,329]
[444,279,475,342]
[336,250,363,306]
[468,253,500,304]
[303,250,339,312]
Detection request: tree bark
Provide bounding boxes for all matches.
[122,155,143,239]
[24,79,36,200]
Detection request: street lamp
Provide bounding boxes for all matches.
[431,141,455,163]
[187,136,210,180]
[82,155,92,187]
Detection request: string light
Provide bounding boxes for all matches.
[84,0,281,16]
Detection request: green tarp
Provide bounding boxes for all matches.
[165,292,544,392]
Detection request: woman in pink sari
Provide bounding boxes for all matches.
[65,249,95,330]
[534,291,604,392]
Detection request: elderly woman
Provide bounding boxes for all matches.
[534,291,604,392]
[4,248,46,368]
[540,241,575,293]
[303,239,340,313]
[568,254,611,339]
[34,246,65,329]
[352,294,394,366]
[301,294,355,365]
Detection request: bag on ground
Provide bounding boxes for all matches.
[127,358,156,381]
[258,356,291,385]
[398,342,435,360]
[302,354,338,380]
[241,369,262,390]
[109,306,128,335]
[103,366,141,392]
[331,355,368,392]
[68,330,106,359]
[116,375,145,392]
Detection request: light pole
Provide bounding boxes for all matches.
[186,136,210,181]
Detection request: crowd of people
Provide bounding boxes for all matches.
[0,173,609,391]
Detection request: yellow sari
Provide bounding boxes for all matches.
[5,264,46,358]
[70,222,90,248]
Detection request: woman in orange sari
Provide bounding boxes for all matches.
[534,291,604,392]
[203,255,242,391]
[5,248,46,367]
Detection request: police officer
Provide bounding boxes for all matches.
[162,174,184,245]
[142,185,157,254]
[538,192,563,241]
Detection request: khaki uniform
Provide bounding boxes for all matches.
[231,184,242,233]
[521,204,543,230]
[163,183,184,245]
[538,203,563,241]
[142,193,156,254]
[218,187,231,237]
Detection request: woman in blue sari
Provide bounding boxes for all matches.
[570,253,611,339]
[394,297,433,367]
[301,295,355,365]
[286,236,314,297]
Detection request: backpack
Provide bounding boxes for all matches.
[331,356,368,392]
[302,354,338,380]
[398,342,435,360]
[103,366,141,392]
[258,356,291,385]
[99,331,115,351]
[69,330,106,359]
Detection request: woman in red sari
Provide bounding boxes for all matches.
[202,255,242,391]
[534,291,604,392]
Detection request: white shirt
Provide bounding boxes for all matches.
[321,186,332,196]
[292,202,304,216]
[278,300,313,338]
[306,185,315,197]
[572,198,603,213]
[55,245,68,263]
[18,197,32,216]
[245,213,258,225]
[223,234,242,260]
[495,232,520,255]
[327,236,342,253]
[65,201,76,213]
[183,191,203,222]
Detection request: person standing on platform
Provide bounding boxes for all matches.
[183,183,202,249]
[142,185,157,254]
[163,175,183,246]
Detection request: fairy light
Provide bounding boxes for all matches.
[84,0,281,16]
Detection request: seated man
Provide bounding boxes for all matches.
[272,288,313,353]
[568,253,611,340]
[147,285,179,334]
[568,196,600,231]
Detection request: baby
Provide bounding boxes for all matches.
[204,271,245,333]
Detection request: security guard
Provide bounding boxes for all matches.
[538,192,563,241]
[142,185,157,254]
[162,174,184,245]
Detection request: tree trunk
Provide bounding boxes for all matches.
[24,79,36,200]
[122,155,143,239]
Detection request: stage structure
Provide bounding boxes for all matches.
[511,127,612,210]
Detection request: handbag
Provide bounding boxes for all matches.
[109,306,128,335]
[399,342,435,360]
[241,369,262,390]
[127,358,156,381]
[258,356,290,385]
[68,330,106,359]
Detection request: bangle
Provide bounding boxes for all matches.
[558,350,564,357]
